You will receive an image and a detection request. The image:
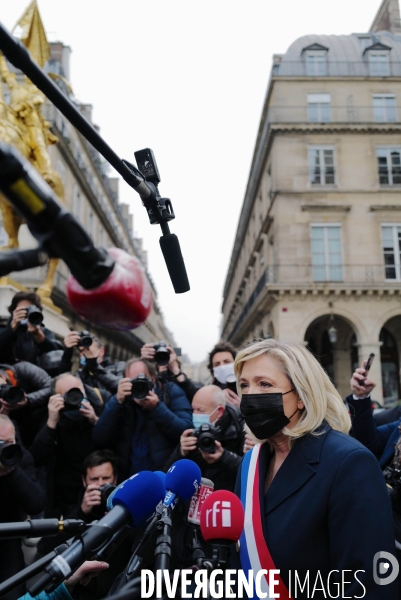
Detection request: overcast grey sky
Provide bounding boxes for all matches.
[1,0,381,362]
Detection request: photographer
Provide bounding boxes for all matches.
[141,342,200,403]
[0,362,52,447]
[29,374,102,515]
[164,385,245,492]
[346,362,400,468]
[208,341,240,407]
[92,358,193,479]
[67,450,118,523]
[0,415,45,600]
[0,292,62,366]
[58,331,122,401]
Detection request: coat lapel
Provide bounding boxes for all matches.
[262,426,330,515]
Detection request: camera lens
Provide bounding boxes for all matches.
[131,381,149,400]
[63,388,84,410]
[79,331,93,349]
[0,443,23,468]
[0,385,24,405]
[198,430,217,454]
[27,306,43,326]
[154,343,170,366]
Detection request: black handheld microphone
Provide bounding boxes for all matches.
[28,472,165,596]
[0,519,86,539]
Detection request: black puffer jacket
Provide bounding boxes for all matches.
[29,384,103,511]
[0,362,52,408]
[58,350,123,398]
[0,446,45,522]
[0,318,62,365]
[164,404,245,492]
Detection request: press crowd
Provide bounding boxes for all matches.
[0,290,401,599]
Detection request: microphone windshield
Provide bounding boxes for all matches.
[154,471,167,486]
[159,233,190,294]
[200,490,244,542]
[111,471,165,527]
[165,459,201,501]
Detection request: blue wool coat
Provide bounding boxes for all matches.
[92,381,192,480]
[230,425,398,599]
[347,395,401,468]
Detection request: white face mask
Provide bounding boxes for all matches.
[213,362,235,385]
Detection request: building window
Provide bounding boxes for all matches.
[311,225,343,281]
[373,95,397,122]
[309,146,335,185]
[307,93,331,122]
[369,53,390,76]
[376,147,401,185]
[381,225,401,280]
[305,51,327,76]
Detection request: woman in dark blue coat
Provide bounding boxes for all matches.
[231,339,398,600]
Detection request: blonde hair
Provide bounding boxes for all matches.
[234,339,351,444]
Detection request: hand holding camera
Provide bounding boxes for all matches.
[0,384,27,412]
[79,399,98,425]
[47,394,65,428]
[116,378,133,404]
[134,389,159,411]
[64,331,81,348]
[180,428,198,457]
[81,484,102,514]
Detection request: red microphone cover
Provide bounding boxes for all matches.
[200,490,244,542]
[66,247,152,330]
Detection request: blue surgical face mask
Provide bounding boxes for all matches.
[80,356,86,366]
[192,407,218,429]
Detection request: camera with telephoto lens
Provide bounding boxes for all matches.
[193,423,221,454]
[90,483,117,519]
[62,387,84,411]
[0,440,23,468]
[0,384,25,405]
[153,341,170,366]
[25,305,43,326]
[130,373,153,400]
[78,331,93,349]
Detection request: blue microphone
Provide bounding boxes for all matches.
[154,470,166,486]
[163,459,201,509]
[106,471,166,512]
[29,471,165,595]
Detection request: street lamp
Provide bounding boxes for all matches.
[328,315,338,344]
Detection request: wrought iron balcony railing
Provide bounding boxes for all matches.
[272,60,401,78]
[266,106,401,125]
[225,264,400,340]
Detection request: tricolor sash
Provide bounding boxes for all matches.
[239,444,291,599]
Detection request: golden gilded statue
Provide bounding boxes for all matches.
[0,1,66,299]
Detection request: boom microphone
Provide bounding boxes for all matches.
[0,144,152,330]
[28,472,165,595]
[159,234,190,294]
[0,519,86,539]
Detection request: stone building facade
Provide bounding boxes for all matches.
[221,0,401,402]
[0,41,174,360]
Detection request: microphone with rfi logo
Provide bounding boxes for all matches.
[199,490,244,567]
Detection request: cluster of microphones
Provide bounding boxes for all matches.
[0,459,245,600]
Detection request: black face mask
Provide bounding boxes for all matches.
[240,389,298,439]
